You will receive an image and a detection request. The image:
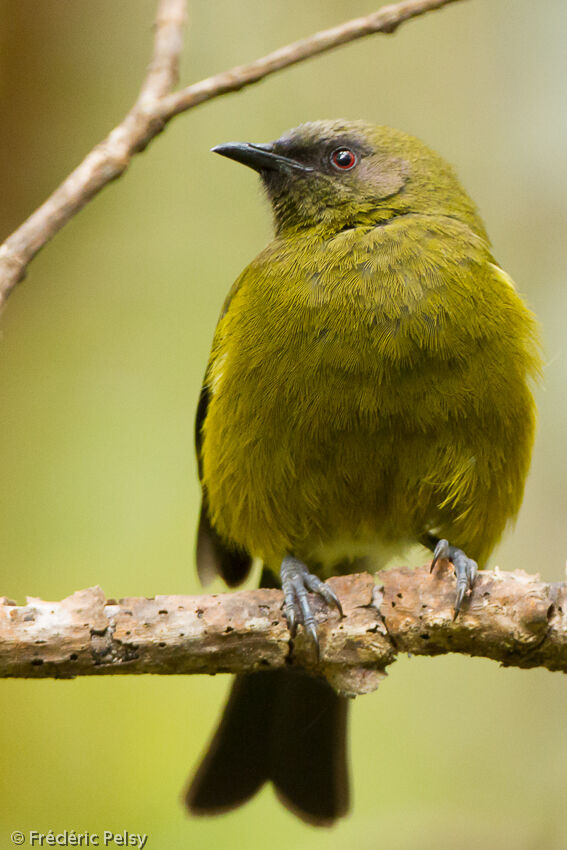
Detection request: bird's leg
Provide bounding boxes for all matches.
[422,534,478,616]
[280,555,343,657]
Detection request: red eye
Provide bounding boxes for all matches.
[330,148,357,170]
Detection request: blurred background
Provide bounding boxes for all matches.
[0,0,566,847]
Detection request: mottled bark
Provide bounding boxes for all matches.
[1,565,564,696]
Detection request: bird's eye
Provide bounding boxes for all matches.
[330,148,357,171]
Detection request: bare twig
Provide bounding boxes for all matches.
[0,0,187,305]
[0,0,466,308]
[2,566,565,696]
[161,0,464,117]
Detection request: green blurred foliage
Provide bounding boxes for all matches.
[0,0,566,847]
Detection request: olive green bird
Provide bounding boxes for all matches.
[186,120,541,825]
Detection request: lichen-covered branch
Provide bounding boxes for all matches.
[1,565,565,696]
[0,0,466,307]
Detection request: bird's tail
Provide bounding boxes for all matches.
[185,667,349,825]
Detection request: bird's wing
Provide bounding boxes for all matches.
[194,339,253,588]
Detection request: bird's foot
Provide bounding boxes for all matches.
[280,555,343,658]
[430,538,478,616]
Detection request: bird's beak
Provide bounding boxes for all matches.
[211,142,312,174]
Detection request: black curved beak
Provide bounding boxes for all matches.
[211,142,312,174]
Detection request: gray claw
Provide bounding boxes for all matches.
[305,623,320,661]
[454,581,468,616]
[429,538,477,615]
[303,572,344,617]
[279,555,342,654]
[430,538,450,573]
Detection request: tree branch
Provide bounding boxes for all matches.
[2,566,565,696]
[0,0,466,308]
[0,0,187,305]
[159,0,465,118]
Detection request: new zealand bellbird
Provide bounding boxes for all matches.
[186,120,541,825]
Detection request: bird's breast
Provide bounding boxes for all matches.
[200,217,535,564]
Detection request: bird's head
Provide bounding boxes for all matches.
[213,119,488,241]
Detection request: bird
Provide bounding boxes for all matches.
[185,119,541,825]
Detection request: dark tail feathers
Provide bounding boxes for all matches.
[185,668,349,826]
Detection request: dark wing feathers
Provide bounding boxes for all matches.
[194,380,252,586]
